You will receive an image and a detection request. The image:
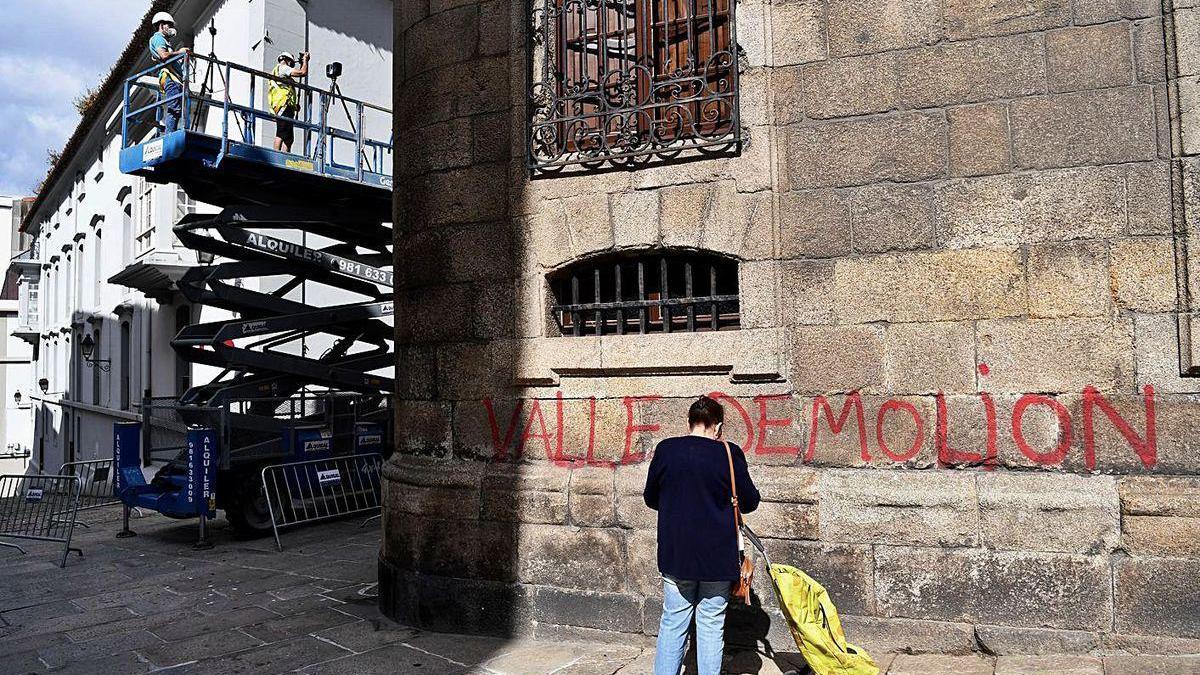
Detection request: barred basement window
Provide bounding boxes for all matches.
[527,0,740,171]
[549,251,739,336]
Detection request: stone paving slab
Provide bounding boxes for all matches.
[310,617,418,654]
[35,628,166,669]
[1,509,1198,674]
[301,642,467,675]
[889,654,995,675]
[137,626,266,669]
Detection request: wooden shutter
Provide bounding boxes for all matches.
[555,0,642,152]
[644,0,733,139]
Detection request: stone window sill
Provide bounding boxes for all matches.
[509,328,785,387]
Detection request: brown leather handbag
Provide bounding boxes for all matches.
[725,441,754,604]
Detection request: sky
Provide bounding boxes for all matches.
[0,0,147,197]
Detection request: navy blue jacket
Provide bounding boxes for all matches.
[643,436,761,582]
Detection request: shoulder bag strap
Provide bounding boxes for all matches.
[724,440,742,527]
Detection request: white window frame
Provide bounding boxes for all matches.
[25,278,39,329]
[174,187,196,247]
[73,245,83,317]
[93,228,103,306]
[135,178,155,257]
[121,196,134,266]
[64,256,73,325]
[47,267,56,328]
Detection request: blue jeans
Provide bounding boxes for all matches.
[162,80,183,134]
[654,576,730,675]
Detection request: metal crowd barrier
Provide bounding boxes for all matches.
[58,460,119,514]
[0,474,84,567]
[261,453,382,552]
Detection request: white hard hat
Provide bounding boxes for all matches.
[278,52,295,63]
[151,11,175,25]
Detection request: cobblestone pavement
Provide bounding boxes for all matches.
[1,508,1197,674]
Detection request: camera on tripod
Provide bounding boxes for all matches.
[326,61,342,80]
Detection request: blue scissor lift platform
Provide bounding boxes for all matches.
[119,52,392,216]
[121,129,392,216]
[113,52,394,537]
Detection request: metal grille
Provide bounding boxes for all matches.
[138,397,193,463]
[225,391,365,420]
[550,252,739,336]
[260,453,383,551]
[528,0,740,170]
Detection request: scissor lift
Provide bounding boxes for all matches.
[116,52,393,534]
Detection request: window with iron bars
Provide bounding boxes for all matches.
[549,251,739,336]
[527,0,740,171]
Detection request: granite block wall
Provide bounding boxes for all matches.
[384,0,1200,655]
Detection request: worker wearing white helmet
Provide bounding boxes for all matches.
[269,50,310,153]
[148,11,190,135]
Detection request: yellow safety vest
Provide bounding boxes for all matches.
[269,64,298,111]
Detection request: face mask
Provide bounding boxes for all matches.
[165,27,177,37]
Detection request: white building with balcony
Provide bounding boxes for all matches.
[10,0,392,474]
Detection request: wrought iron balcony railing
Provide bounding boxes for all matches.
[528,0,741,171]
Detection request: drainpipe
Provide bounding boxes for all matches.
[141,298,155,467]
[142,298,152,401]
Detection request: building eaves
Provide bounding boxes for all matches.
[20,0,174,233]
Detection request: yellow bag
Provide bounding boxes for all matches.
[768,563,879,675]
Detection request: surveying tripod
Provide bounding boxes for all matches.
[189,20,244,138]
[313,66,375,172]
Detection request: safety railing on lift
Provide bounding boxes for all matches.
[121,52,392,183]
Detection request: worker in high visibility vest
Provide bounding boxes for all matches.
[270,51,310,153]
[148,12,190,135]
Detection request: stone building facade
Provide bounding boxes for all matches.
[383,0,1200,656]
